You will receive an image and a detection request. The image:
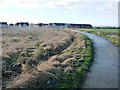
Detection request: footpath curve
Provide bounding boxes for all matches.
[72,30,118,88]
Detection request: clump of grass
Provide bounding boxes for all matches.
[2,27,76,87]
[49,34,93,88]
[34,37,73,62]
[2,41,9,48]
[2,27,94,88]
[12,37,20,42]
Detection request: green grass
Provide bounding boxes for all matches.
[80,29,119,47]
[80,28,118,33]
[49,35,94,88]
[93,29,118,33]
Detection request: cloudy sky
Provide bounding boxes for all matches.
[0,0,119,26]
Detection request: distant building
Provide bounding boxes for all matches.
[52,23,66,27]
[29,23,38,27]
[49,23,68,27]
[42,23,49,26]
[48,23,92,28]
[0,22,8,27]
[68,24,82,28]
[37,23,43,27]
[9,23,14,27]
[82,24,93,28]
[13,22,92,28]
[15,22,29,27]
[49,23,54,26]
[68,24,92,28]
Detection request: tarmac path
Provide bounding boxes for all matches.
[72,30,118,88]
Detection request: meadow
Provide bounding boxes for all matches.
[89,29,118,33]
[1,26,93,88]
[80,28,119,46]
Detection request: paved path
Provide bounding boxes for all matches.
[72,30,118,88]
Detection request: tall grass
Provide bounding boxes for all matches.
[2,27,94,88]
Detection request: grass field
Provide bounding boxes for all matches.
[80,29,119,47]
[1,27,93,88]
[82,29,118,33]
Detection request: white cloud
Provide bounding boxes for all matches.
[0,0,119,9]
[0,12,43,23]
[0,0,118,26]
[55,0,86,9]
[0,0,88,14]
[0,0,118,15]
[98,2,118,14]
[0,0,86,9]
[103,3,118,14]
[42,1,57,8]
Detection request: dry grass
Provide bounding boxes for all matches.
[2,27,71,57]
[2,27,91,88]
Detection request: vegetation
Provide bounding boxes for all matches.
[82,29,118,33]
[80,29,119,47]
[49,35,93,88]
[2,27,93,88]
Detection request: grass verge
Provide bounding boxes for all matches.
[80,29,119,47]
[49,34,94,88]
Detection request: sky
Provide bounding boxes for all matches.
[0,0,119,26]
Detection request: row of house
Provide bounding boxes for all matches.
[0,22,93,28]
[0,22,8,27]
[37,23,93,28]
[0,22,29,27]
